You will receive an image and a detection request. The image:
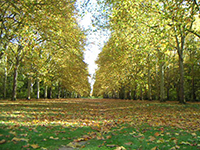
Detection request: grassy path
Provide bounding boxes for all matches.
[0,99,200,149]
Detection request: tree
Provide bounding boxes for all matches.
[93,0,200,103]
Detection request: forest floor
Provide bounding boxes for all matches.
[0,99,200,150]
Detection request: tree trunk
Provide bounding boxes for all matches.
[27,76,31,100]
[58,82,61,99]
[45,85,48,99]
[175,30,186,104]
[140,84,143,100]
[160,63,165,102]
[36,79,40,99]
[191,64,196,101]
[179,57,185,104]
[11,63,19,101]
[49,87,52,99]
[147,54,152,101]
[3,67,7,99]
[11,45,23,101]
[148,68,152,100]
[178,48,186,104]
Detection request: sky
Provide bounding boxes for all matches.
[76,0,111,89]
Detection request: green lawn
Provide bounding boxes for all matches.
[0,99,200,150]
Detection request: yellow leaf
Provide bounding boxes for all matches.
[0,139,6,144]
[11,137,21,142]
[67,142,81,148]
[151,146,159,150]
[11,137,29,142]
[149,136,156,141]
[9,131,17,136]
[106,135,112,139]
[191,133,196,136]
[49,136,59,140]
[31,144,40,149]
[115,146,126,150]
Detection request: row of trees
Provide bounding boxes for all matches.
[93,0,200,103]
[0,0,91,100]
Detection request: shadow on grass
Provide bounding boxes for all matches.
[0,99,200,150]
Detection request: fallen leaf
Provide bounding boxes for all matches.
[49,136,59,140]
[157,138,165,143]
[106,135,112,139]
[175,133,179,136]
[97,136,105,140]
[23,144,30,148]
[125,142,133,145]
[83,135,91,140]
[115,146,126,150]
[9,131,17,136]
[154,132,160,137]
[149,136,156,142]
[0,139,6,144]
[151,146,159,150]
[191,133,196,136]
[31,144,40,149]
[11,137,28,142]
[67,142,81,148]
[107,144,116,148]
[20,134,28,137]
[169,147,176,150]
[74,138,84,142]
[180,141,190,145]
[20,138,29,142]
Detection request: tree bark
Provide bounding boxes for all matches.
[140,84,143,100]
[11,62,19,101]
[174,27,186,104]
[179,57,185,104]
[49,87,52,99]
[147,54,152,101]
[58,82,61,99]
[178,43,186,104]
[148,68,152,100]
[11,45,23,101]
[191,65,196,101]
[45,85,48,99]
[36,79,40,99]
[3,66,7,99]
[27,76,31,100]
[155,64,160,100]
[159,63,165,102]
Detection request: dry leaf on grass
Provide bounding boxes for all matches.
[115,146,126,150]
[125,142,133,145]
[0,139,6,144]
[31,144,40,149]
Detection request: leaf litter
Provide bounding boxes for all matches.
[0,99,199,150]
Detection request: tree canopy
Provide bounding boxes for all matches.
[93,0,200,103]
[0,0,91,100]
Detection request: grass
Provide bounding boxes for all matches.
[0,125,94,150]
[0,99,200,150]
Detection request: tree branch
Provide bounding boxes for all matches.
[186,29,200,38]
